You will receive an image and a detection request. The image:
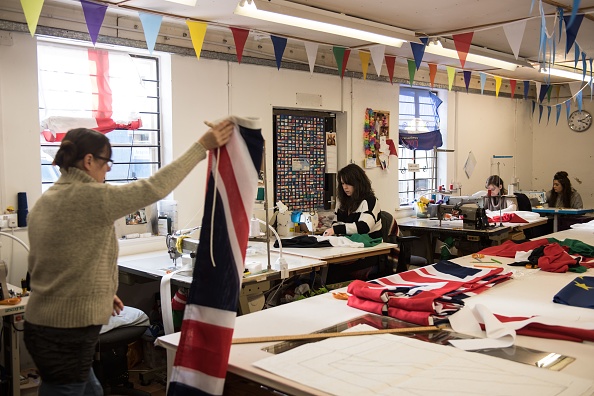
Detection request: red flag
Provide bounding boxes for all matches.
[510,79,517,99]
[230,27,249,64]
[452,32,474,68]
[385,55,396,84]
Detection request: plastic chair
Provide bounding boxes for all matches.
[379,211,427,274]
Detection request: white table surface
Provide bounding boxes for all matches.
[157,253,594,395]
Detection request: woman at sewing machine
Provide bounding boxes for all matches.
[484,175,517,214]
[546,171,583,209]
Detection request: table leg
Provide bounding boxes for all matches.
[553,214,558,233]
[2,314,21,396]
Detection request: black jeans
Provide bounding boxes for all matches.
[24,321,102,385]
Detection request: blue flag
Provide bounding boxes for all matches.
[554,276,594,309]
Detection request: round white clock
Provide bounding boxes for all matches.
[568,110,592,132]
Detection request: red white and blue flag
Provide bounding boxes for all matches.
[168,117,263,396]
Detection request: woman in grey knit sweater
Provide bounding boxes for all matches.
[24,121,232,396]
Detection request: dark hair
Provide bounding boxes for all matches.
[336,164,374,214]
[485,175,507,195]
[548,171,572,208]
[53,128,111,171]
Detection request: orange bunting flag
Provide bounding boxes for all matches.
[385,55,396,84]
[446,66,456,91]
[494,76,502,97]
[186,20,208,60]
[452,32,474,68]
[20,0,45,36]
[230,27,249,63]
[510,79,517,99]
[359,51,371,80]
[428,64,438,87]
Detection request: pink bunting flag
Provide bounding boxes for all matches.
[385,55,396,84]
[452,32,474,68]
[230,27,249,64]
[428,64,437,88]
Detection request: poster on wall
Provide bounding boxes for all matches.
[364,108,390,169]
[326,132,337,173]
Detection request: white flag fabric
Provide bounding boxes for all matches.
[304,41,319,74]
[370,45,386,77]
[503,20,527,60]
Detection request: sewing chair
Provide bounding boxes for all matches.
[379,211,427,274]
[513,192,536,238]
[94,307,150,395]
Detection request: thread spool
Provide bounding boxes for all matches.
[17,192,28,228]
[249,217,261,237]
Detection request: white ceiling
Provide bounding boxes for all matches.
[18,0,594,82]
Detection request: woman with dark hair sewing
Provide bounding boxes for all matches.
[484,175,517,213]
[546,171,583,209]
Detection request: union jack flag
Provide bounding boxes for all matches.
[168,117,263,395]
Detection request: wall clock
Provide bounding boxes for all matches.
[568,110,592,132]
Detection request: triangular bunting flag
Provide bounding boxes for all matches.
[565,0,583,30]
[358,50,370,80]
[370,45,385,77]
[503,20,526,60]
[480,72,487,94]
[524,80,530,99]
[555,85,561,101]
[304,41,319,74]
[20,0,45,36]
[452,32,474,68]
[538,84,550,103]
[568,81,583,99]
[556,104,562,125]
[532,100,536,115]
[407,59,416,86]
[384,55,396,84]
[446,66,456,91]
[271,35,287,70]
[535,81,542,101]
[332,47,350,78]
[139,12,163,54]
[564,13,584,55]
[186,21,208,60]
[577,89,583,111]
[547,106,552,124]
[410,41,426,70]
[463,70,472,92]
[510,79,517,99]
[494,76,502,97]
[546,85,553,102]
[428,64,437,88]
[81,0,107,45]
[582,51,587,81]
[574,43,580,69]
[538,104,544,123]
[566,101,571,119]
[558,8,564,43]
[230,27,250,64]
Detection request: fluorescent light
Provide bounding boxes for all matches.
[163,0,198,5]
[425,40,520,71]
[235,0,416,48]
[540,67,592,82]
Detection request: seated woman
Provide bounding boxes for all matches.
[323,164,382,283]
[546,171,583,209]
[484,175,517,214]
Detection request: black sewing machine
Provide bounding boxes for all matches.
[437,203,490,230]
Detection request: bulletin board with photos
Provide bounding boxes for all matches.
[364,108,390,169]
[274,112,326,211]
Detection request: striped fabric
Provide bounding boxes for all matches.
[168,117,263,396]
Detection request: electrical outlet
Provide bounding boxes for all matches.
[1,214,18,228]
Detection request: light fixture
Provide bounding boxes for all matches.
[163,0,198,6]
[540,66,592,82]
[234,0,416,48]
[425,40,528,71]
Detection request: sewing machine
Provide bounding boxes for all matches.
[446,195,484,208]
[166,234,199,266]
[437,204,490,230]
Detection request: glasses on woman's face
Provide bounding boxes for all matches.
[94,155,113,168]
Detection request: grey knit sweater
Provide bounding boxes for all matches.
[26,142,206,328]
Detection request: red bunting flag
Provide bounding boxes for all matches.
[510,79,517,99]
[230,27,250,64]
[452,32,474,68]
[428,64,437,87]
[332,47,351,78]
[385,55,396,84]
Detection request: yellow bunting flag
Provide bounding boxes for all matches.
[186,20,207,60]
[494,76,502,97]
[359,51,370,80]
[20,0,45,36]
[446,66,456,91]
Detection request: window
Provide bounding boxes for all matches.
[38,40,161,190]
[398,88,443,205]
